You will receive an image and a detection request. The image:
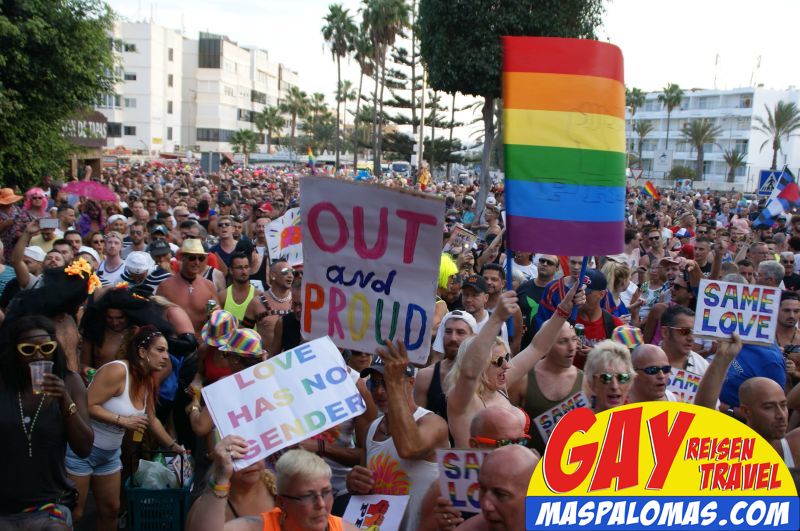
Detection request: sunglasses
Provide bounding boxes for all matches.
[217,223,231,228]
[92,239,103,244]
[671,283,689,292]
[471,435,529,448]
[697,230,707,234]
[665,326,693,336]
[367,378,386,391]
[649,236,661,240]
[636,365,672,376]
[184,254,206,262]
[280,267,295,275]
[596,372,632,384]
[491,353,511,368]
[17,340,58,357]
[538,259,556,266]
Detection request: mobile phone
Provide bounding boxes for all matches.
[39,218,58,230]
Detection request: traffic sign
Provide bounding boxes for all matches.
[630,168,643,181]
[758,170,780,196]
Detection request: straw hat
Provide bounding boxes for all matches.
[180,239,207,256]
[0,188,23,205]
[222,328,264,359]
[201,310,238,347]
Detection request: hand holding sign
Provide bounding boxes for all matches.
[377,339,411,383]
[435,497,464,530]
[715,332,743,362]
[210,435,250,485]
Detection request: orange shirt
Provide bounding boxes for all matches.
[260,508,343,531]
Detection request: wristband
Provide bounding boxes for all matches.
[115,414,121,426]
[555,306,570,319]
[317,439,326,456]
[208,478,231,493]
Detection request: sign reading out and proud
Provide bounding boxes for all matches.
[202,337,366,470]
[693,279,780,345]
[300,176,445,364]
[437,449,490,514]
[526,403,799,530]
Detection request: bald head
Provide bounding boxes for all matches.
[739,377,788,442]
[631,344,666,365]
[470,406,525,442]
[739,377,784,407]
[481,445,539,484]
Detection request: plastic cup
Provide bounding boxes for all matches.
[30,361,54,395]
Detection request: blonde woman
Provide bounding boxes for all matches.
[584,339,635,412]
[600,260,640,324]
[445,284,584,448]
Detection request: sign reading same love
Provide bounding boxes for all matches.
[202,337,366,470]
[693,279,780,345]
[534,391,590,442]
[667,368,702,404]
[437,449,489,514]
[300,176,445,364]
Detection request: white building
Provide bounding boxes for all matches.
[628,86,800,190]
[182,32,299,153]
[97,21,184,154]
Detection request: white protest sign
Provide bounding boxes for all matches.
[534,391,590,442]
[343,494,409,530]
[202,337,366,470]
[266,207,303,266]
[300,176,445,364]
[436,449,489,514]
[693,279,780,345]
[445,224,477,254]
[666,368,702,404]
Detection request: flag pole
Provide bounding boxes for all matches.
[570,256,589,321]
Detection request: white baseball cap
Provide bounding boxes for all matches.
[125,251,154,275]
[23,246,45,263]
[432,310,478,354]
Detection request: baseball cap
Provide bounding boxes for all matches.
[150,225,169,235]
[148,239,171,257]
[125,251,154,275]
[659,256,682,266]
[461,274,488,293]
[78,246,101,264]
[431,310,478,354]
[108,214,127,225]
[257,202,272,212]
[582,269,607,292]
[486,196,497,207]
[360,356,417,379]
[218,195,234,206]
[23,246,45,263]
[675,228,691,238]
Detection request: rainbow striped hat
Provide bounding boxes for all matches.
[201,310,238,347]
[611,324,645,351]
[222,328,264,359]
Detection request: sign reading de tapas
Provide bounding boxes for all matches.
[693,279,779,345]
[300,176,444,364]
[526,402,799,530]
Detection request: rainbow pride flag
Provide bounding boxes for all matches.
[643,180,660,200]
[502,37,625,256]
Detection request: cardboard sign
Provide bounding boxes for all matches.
[534,391,590,442]
[666,368,702,404]
[526,402,799,530]
[201,337,366,470]
[266,207,303,266]
[694,279,780,345]
[437,449,489,514]
[300,176,445,364]
[445,224,477,254]
[343,494,409,530]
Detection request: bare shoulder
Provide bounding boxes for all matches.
[455,513,488,530]
[415,366,435,386]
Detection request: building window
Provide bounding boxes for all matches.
[97,93,121,108]
[167,101,173,114]
[124,98,136,108]
[107,122,122,138]
[197,128,235,142]
[734,140,749,152]
[124,72,137,81]
[168,74,174,87]
[198,37,221,68]
[123,126,136,135]
[168,48,174,61]
[124,43,137,52]
[167,127,173,140]
[224,86,235,98]
[237,109,254,122]
[740,95,752,108]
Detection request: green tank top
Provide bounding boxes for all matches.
[524,367,584,455]
[224,284,255,322]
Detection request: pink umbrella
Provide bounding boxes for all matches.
[62,180,118,202]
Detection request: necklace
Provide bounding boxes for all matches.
[18,392,46,458]
[378,419,391,437]
[267,288,291,304]
[180,272,195,294]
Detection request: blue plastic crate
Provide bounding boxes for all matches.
[125,478,190,531]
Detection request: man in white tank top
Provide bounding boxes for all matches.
[346,342,450,531]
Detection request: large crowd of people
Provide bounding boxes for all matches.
[0,161,798,530]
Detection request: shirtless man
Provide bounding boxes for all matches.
[218,252,271,348]
[80,307,134,375]
[157,239,219,337]
[482,264,523,354]
[259,260,294,349]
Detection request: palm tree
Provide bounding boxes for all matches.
[626,87,646,119]
[308,93,327,125]
[279,86,309,155]
[255,106,285,153]
[633,121,654,168]
[362,0,409,177]
[322,4,356,169]
[351,25,373,172]
[336,79,356,135]
[229,129,259,166]
[753,100,800,169]
[657,83,684,152]
[680,118,722,179]
[723,149,747,183]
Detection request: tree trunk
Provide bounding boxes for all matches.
[375,46,388,178]
[335,56,341,170]
[664,113,670,152]
[772,140,779,170]
[430,91,436,173]
[353,71,364,174]
[291,115,297,155]
[410,0,417,136]
[696,146,704,179]
[447,92,456,182]
[267,131,272,153]
[371,55,380,166]
[477,95,494,221]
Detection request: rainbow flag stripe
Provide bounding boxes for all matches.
[643,179,660,200]
[503,37,626,255]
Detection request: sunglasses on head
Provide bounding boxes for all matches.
[491,352,511,368]
[596,372,631,384]
[636,365,672,375]
[471,435,529,448]
[17,340,57,357]
[666,326,693,336]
